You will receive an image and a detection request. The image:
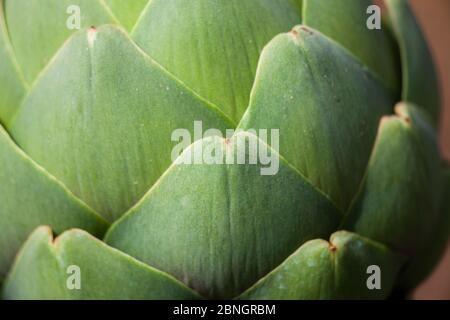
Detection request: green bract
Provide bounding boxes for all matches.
[0,0,448,299]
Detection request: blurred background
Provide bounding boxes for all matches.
[408,0,450,300]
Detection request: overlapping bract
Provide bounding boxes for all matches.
[0,0,448,299]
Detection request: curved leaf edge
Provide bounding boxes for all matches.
[0,124,108,228]
[237,230,406,299]
[105,131,344,243]
[2,226,203,300]
[8,24,236,131]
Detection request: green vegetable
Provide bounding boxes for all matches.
[0,0,448,299]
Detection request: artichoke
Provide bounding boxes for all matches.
[0,0,448,300]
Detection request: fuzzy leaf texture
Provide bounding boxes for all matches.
[0,0,448,300]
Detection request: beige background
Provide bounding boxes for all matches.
[409,0,450,300]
